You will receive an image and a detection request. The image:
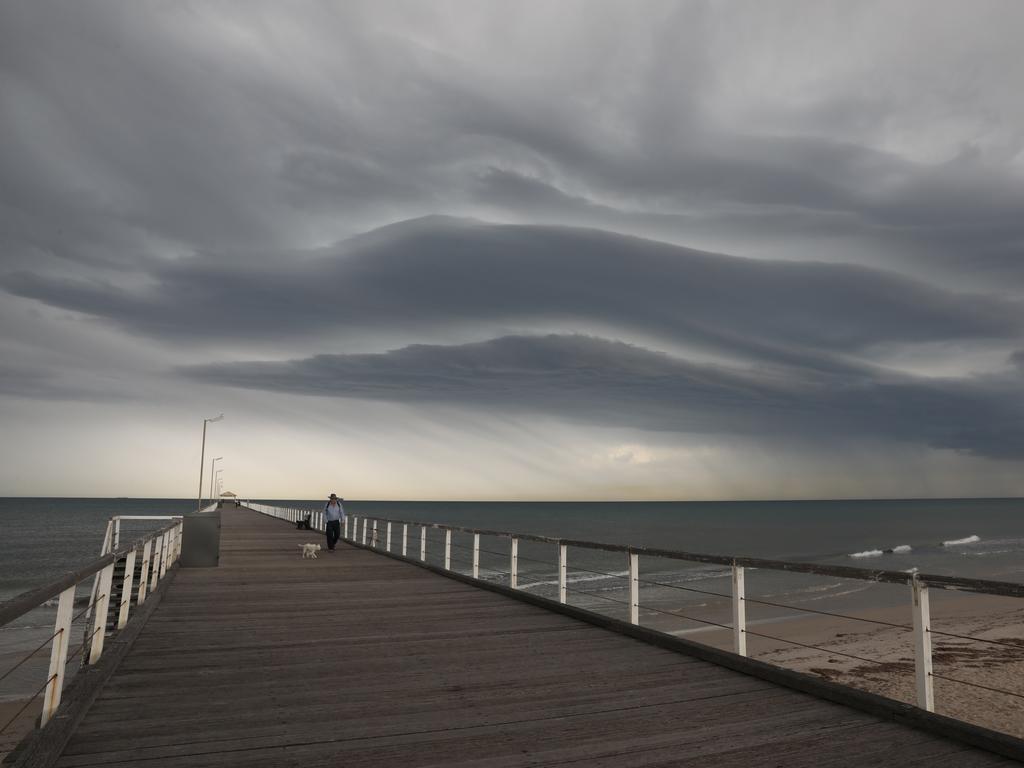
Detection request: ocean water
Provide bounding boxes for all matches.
[3,497,1023,602]
[1,497,1023,700]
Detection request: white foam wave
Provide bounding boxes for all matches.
[516,570,629,590]
[891,545,912,554]
[942,535,980,547]
[849,549,883,558]
[801,584,872,602]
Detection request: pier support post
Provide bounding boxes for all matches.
[559,543,567,604]
[386,522,392,552]
[420,526,427,561]
[473,534,480,579]
[41,585,74,726]
[403,524,408,557]
[118,548,136,630]
[510,537,519,589]
[445,529,452,570]
[732,564,747,656]
[629,552,639,625]
[912,576,934,712]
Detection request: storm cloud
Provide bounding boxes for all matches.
[5,218,1019,360]
[2,1,1024,498]
[182,333,1024,459]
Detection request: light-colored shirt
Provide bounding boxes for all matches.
[325,501,345,522]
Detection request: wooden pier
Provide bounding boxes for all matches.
[36,509,1021,766]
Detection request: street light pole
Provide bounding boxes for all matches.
[197,414,224,513]
[209,457,223,503]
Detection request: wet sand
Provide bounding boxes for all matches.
[655,592,1024,738]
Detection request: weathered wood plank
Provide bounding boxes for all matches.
[50,508,1015,767]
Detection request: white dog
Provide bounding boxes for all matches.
[298,543,321,559]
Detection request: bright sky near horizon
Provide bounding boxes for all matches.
[2,1,1024,500]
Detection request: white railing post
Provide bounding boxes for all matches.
[344,516,350,540]
[732,564,747,656]
[558,543,567,604]
[158,530,170,579]
[912,576,935,712]
[445,529,452,570]
[362,519,368,546]
[100,519,113,555]
[149,535,163,593]
[41,585,75,726]
[510,537,518,589]
[89,562,115,664]
[137,539,152,604]
[402,524,408,557]
[372,520,378,548]
[629,552,639,625]
[113,517,121,551]
[420,526,427,561]
[386,522,392,552]
[473,533,480,579]
[350,516,357,540]
[118,548,137,629]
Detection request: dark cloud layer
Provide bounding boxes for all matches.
[182,333,1024,459]
[5,219,1018,366]
[1,3,1022,285]
[3,2,1024,496]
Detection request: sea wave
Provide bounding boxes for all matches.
[516,570,629,590]
[849,549,883,558]
[849,544,912,558]
[942,535,980,547]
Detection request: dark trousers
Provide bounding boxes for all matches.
[326,520,341,550]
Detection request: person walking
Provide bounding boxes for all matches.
[324,493,345,551]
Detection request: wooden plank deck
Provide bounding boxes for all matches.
[53,508,1016,767]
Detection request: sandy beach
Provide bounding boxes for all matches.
[649,592,1024,738]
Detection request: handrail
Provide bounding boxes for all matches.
[0,523,179,628]
[246,502,1024,722]
[246,505,1024,598]
[0,515,186,735]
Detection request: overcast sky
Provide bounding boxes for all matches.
[2,1,1024,500]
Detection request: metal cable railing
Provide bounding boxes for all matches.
[252,507,1022,716]
[0,515,184,739]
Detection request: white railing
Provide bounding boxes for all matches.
[0,517,184,739]
[248,502,326,531]
[245,504,1024,718]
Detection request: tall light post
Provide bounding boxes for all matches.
[197,414,224,513]
[209,457,223,503]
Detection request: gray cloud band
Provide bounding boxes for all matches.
[181,333,1024,459]
[3,219,1017,360]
